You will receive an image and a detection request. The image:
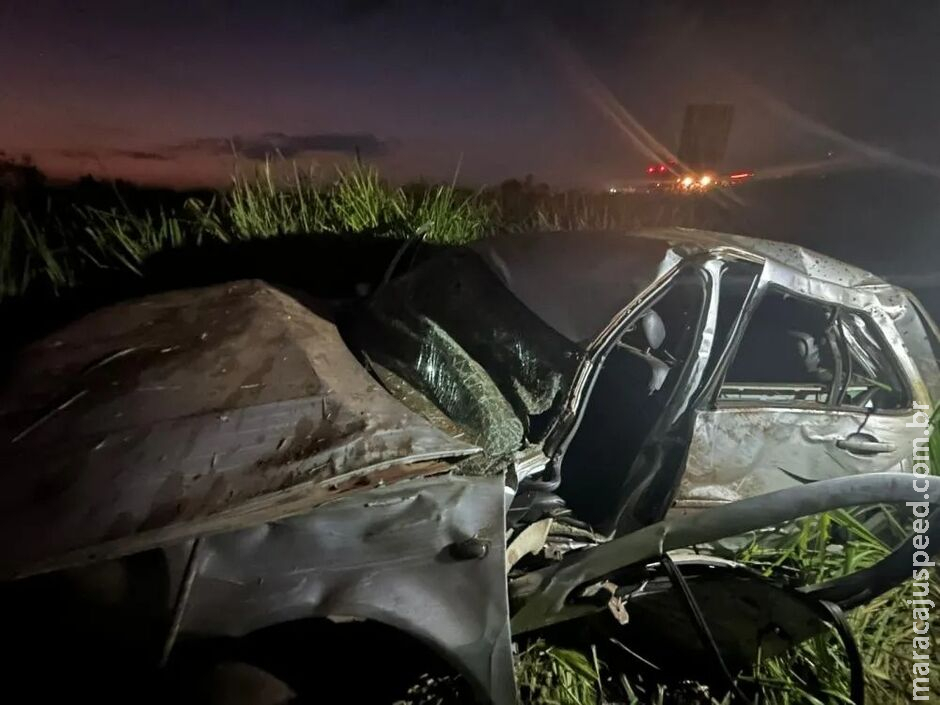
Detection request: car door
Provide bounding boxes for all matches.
[676,283,926,509]
[552,254,766,533]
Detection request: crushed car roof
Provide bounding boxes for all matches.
[473,227,888,343]
[0,280,478,579]
[647,227,887,288]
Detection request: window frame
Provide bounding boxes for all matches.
[596,260,714,416]
[831,307,913,413]
[712,284,913,415]
[547,255,716,460]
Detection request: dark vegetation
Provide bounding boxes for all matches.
[0,158,733,299]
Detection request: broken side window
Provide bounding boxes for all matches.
[835,311,909,410]
[718,289,837,406]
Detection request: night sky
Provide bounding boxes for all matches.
[3,0,940,188]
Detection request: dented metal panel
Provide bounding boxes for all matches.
[892,290,940,401]
[678,407,916,506]
[181,473,516,705]
[640,227,886,288]
[0,280,478,579]
[673,252,933,507]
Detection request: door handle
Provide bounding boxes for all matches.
[836,437,895,455]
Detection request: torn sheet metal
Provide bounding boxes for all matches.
[506,518,554,572]
[0,280,478,579]
[511,473,939,634]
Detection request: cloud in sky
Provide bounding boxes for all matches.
[58,147,171,162]
[53,131,392,165]
[114,149,171,161]
[167,131,394,160]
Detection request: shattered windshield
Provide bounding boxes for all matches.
[344,249,580,462]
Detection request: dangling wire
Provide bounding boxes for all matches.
[660,554,865,705]
[660,553,755,704]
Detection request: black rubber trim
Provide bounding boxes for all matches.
[660,553,755,704]
[818,599,865,705]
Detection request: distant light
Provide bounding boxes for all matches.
[729,172,752,180]
[608,187,618,194]
[681,175,695,188]
[658,164,667,172]
[647,166,656,174]
[699,174,713,187]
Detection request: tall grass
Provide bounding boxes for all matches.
[225,160,493,241]
[0,195,223,298]
[743,509,940,704]
[225,160,327,237]
[0,160,495,300]
[515,640,604,705]
[0,159,734,301]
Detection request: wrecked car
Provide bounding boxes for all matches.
[0,227,937,704]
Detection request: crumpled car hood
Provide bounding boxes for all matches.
[0,280,478,579]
